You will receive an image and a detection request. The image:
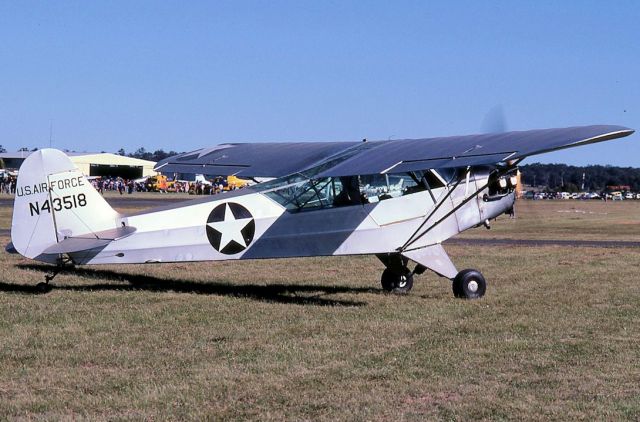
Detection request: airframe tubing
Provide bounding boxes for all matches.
[399,167,469,251]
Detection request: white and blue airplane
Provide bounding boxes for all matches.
[8,125,634,297]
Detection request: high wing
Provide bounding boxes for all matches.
[318,125,634,177]
[155,141,361,178]
[155,125,634,178]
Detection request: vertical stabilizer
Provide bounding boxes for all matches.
[11,149,120,259]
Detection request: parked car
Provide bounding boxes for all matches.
[611,192,623,201]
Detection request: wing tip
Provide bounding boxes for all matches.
[621,128,635,137]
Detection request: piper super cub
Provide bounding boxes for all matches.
[9,125,634,297]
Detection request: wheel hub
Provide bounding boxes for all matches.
[467,280,479,293]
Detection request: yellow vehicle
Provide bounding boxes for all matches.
[225,175,250,191]
[146,175,174,192]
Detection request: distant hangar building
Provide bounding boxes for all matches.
[68,153,157,179]
[0,151,157,179]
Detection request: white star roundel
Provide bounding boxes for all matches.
[206,203,255,254]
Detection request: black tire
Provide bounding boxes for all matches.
[452,276,463,298]
[35,282,52,294]
[381,268,414,294]
[452,269,486,299]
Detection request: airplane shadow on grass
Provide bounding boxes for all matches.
[4,263,381,307]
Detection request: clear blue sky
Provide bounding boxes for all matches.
[1,1,638,166]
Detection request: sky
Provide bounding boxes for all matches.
[1,1,638,166]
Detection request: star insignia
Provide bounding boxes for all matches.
[206,203,255,254]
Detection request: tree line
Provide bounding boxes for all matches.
[0,145,182,162]
[116,147,183,162]
[520,163,640,192]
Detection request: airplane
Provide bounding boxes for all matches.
[8,124,635,297]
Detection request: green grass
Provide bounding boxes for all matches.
[0,196,639,420]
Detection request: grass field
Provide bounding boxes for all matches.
[1,195,639,420]
[459,199,640,242]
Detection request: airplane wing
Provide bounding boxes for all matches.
[155,141,361,178]
[155,125,634,178]
[316,125,634,177]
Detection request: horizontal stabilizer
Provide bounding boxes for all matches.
[43,226,136,254]
[5,242,17,254]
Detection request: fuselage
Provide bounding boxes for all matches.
[65,167,515,265]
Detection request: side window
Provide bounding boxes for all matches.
[360,172,425,203]
[423,170,445,189]
[332,176,362,207]
[360,174,389,202]
[433,168,457,185]
[261,170,442,210]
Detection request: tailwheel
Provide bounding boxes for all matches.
[452,269,486,299]
[381,268,414,294]
[35,282,52,294]
[35,258,72,294]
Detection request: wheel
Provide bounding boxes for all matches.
[452,276,463,298]
[452,269,486,299]
[381,268,414,294]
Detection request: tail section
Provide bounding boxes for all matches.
[11,149,121,260]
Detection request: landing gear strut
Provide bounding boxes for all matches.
[35,267,60,293]
[377,254,419,294]
[452,269,486,299]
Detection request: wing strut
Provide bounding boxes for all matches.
[399,165,515,252]
[398,167,469,252]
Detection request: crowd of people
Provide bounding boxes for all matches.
[91,177,132,194]
[189,180,239,195]
[88,177,239,195]
[0,172,246,196]
[89,177,189,195]
[0,173,17,194]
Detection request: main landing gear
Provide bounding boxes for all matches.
[377,253,487,298]
[377,254,426,294]
[380,268,414,294]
